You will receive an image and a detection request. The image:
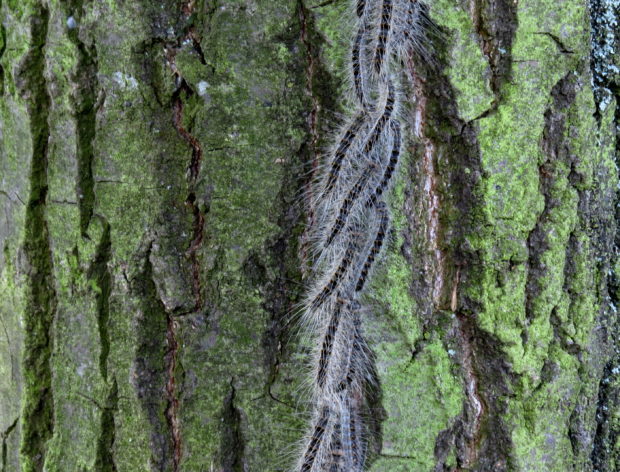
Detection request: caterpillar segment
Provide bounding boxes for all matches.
[325,160,379,247]
[362,79,396,155]
[300,406,331,472]
[373,0,394,75]
[366,118,401,208]
[322,112,368,200]
[356,202,390,292]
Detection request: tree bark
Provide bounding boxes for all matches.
[0,0,618,471]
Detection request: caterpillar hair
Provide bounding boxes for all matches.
[356,0,367,17]
[295,1,429,470]
[317,297,344,388]
[373,0,394,75]
[326,422,344,471]
[300,406,331,472]
[355,202,389,292]
[351,27,369,110]
[309,234,358,311]
[325,161,378,247]
[362,78,395,155]
[366,118,401,208]
[322,112,367,200]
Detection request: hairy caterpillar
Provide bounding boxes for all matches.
[324,162,378,247]
[300,406,331,472]
[355,202,389,292]
[366,119,401,208]
[295,1,429,470]
[322,112,367,199]
[373,0,393,74]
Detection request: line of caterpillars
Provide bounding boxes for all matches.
[296,1,428,470]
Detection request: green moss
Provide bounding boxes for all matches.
[430,0,495,121]
[432,0,611,468]
[369,339,462,470]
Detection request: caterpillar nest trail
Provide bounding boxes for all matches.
[294,1,430,470]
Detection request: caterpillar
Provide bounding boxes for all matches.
[356,202,389,292]
[324,161,378,247]
[322,112,367,199]
[362,79,395,155]
[317,297,344,388]
[373,0,394,75]
[295,1,429,470]
[300,406,331,472]
[365,119,401,208]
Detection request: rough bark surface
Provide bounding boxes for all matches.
[0,0,618,471]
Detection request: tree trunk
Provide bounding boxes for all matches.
[0,0,618,471]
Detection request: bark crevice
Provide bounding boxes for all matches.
[1,417,18,472]
[469,0,518,107]
[133,247,177,471]
[94,378,118,472]
[87,219,112,380]
[219,380,246,472]
[63,0,100,236]
[16,5,57,471]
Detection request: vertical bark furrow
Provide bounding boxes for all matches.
[1,417,18,472]
[470,0,518,104]
[134,250,175,471]
[87,219,112,380]
[405,15,517,470]
[589,3,620,468]
[171,81,205,312]
[0,0,5,96]
[525,73,578,329]
[16,5,56,471]
[63,1,99,236]
[220,382,246,472]
[164,314,181,472]
[588,0,620,119]
[94,378,118,472]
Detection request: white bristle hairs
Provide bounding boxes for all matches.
[296,1,429,470]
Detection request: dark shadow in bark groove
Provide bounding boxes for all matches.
[16,5,57,471]
[470,0,518,107]
[219,380,247,472]
[257,0,342,407]
[525,72,578,334]
[95,377,119,472]
[589,3,620,468]
[87,218,112,380]
[62,0,100,236]
[133,248,175,472]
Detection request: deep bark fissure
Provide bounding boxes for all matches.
[134,248,176,471]
[295,0,340,274]
[219,380,246,472]
[171,82,205,313]
[167,0,207,316]
[525,72,578,332]
[1,417,18,472]
[469,0,518,108]
[0,0,6,95]
[94,378,118,472]
[63,0,100,236]
[591,360,620,470]
[405,19,516,469]
[16,5,57,471]
[87,219,112,380]
[164,314,181,472]
[588,3,620,466]
[588,0,620,121]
